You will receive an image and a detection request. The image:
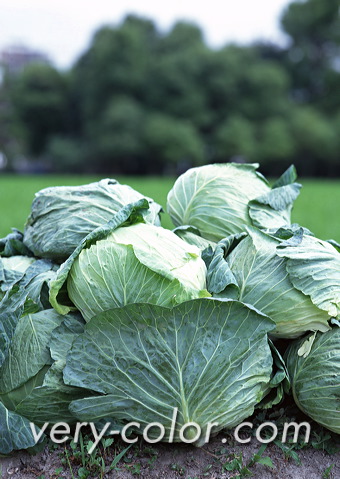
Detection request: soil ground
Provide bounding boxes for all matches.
[1,432,339,479]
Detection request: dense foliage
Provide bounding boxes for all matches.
[1,0,339,176]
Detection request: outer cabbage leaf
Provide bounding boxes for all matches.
[167,163,300,241]
[0,310,61,394]
[49,313,85,365]
[204,233,246,296]
[172,226,216,251]
[50,201,209,321]
[327,239,340,252]
[0,401,42,454]
[285,327,340,434]
[270,223,314,241]
[65,298,283,446]
[0,309,90,453]
[23,179,162,261]
[0,255,36,300]
[207,227,331,338]
[0,259,56,367]
[249,165,301,229]
[0,229,33,257]
[258,341,290,409]
[276,234,340,318]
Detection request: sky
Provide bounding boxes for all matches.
[0,0,291,70]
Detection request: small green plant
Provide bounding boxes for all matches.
[311,430,340,455]
[126,463,142,475]
[274,441,302,465]
[109,444,132,471]
[63,447,76,479]
[248,444,275,469]
[322,464,335,479]
[170,462,186,476]
[220,444,275,479]
[77,467,90,479]
[222,453,251,478]
[58,432,133,479]
[248,404,340,468]
[203,464,213,474]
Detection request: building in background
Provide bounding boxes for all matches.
[0,44,50,79]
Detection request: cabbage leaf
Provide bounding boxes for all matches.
[23,179,162,261]
[206,227,332,338]
[285,327,340,434]
[65,298,285,445]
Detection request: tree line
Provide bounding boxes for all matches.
[1,0,339,176]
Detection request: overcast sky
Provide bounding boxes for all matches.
[0,0,291,69]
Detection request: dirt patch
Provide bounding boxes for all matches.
[1,433,339,479]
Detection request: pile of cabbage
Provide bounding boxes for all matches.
[0,166,339,454]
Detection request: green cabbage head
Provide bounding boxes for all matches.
[23,179,162,261]
[50,201,210,322]
[167,163,300,241]
[285,327,340,435]
[68,223,209,321]
[205,226,339,338]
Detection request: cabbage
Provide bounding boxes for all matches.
[68,223,209,321]
[2,169,338,454]
[65,298,287,445]
[23,179,162,261]
[285,327,340,434]
[205,226,338,338]
[167,163,301,242]
[50,201,210,322]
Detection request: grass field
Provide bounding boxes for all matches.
[0,174,339,241]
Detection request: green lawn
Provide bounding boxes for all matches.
[291,179,340,241]
[0,174,339,241]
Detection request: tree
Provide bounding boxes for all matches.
[281,0,340,109]
[73,16,158,124]
[143,113,204,173]
[145,22,209,129]
[2,6,339,176]
[288,106,339,175]
[202,45,291,134]
[214,115,256,162]
[0,80,20,167]
[256,117,296,168]
[45,135,86,173]
[9,63,68,156]
[86,96,145,173]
